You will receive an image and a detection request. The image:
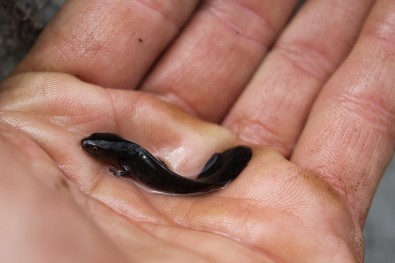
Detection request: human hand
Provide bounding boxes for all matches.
[1,0,394,262]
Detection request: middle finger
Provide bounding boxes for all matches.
[142,0,299,122]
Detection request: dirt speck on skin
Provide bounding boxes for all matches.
[55,177,69,191]
[352,225,365,263]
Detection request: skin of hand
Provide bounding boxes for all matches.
[1,0,394,262]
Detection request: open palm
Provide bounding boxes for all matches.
[1,1,394,262]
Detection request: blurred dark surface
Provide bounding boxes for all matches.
[0,0,394,262]
[0,0,65,77]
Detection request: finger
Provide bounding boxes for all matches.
[292,0,395,226]
[13,0,198,89]
[223,0,374,156]
[141,0,299,122]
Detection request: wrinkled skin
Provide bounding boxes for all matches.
[1,1,394,262]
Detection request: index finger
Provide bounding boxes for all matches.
[13,0,198,89]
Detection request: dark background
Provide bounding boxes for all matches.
[0,1,394,261]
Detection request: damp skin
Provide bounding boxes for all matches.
[81,133,252,195]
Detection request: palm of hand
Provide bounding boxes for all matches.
[3,1,395,262]
[0,73,361,262]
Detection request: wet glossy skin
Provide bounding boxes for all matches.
[81,133,252,195]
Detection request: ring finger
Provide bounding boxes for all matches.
[224,0,374,156]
